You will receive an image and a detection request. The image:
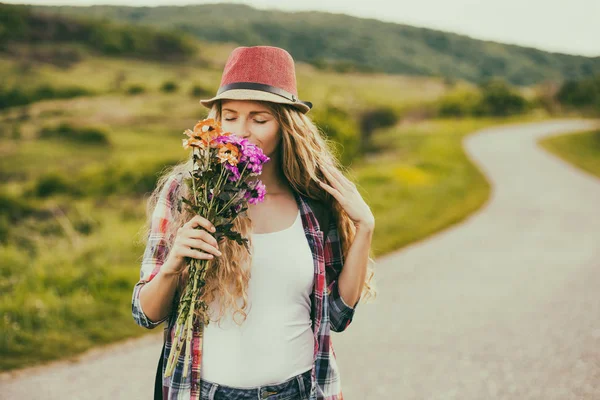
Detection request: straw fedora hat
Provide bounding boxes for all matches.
[199,46,313,114]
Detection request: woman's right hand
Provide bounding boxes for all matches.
[162,215,222,277]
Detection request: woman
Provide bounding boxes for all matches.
[132,46,377,400]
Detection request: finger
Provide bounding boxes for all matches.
[330,167,354,190]
[181,246,215,260]
[318,180,343,200]
[186,215,216,232]
[320,165,342,190]
[182,238,222,257]
[187,229,219,248]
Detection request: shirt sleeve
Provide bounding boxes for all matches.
[324,216,359,333]
[131,174,181,330]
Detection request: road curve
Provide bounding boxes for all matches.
[334,119,600,400]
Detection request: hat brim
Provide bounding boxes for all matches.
[199,89,311,114]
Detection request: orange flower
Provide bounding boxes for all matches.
[193,118,221,134]
[183,118,232,150]
[182,137,205,149]
[216,143,240,165]
[183,128,195,139]
[190,118,226,148]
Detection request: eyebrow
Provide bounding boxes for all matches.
[222,108,271,116]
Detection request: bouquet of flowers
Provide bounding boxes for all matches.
[164,118,269,378]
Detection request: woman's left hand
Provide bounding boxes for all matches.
[318,164,375,231]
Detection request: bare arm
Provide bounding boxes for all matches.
[138,259,181,324]
[337,223,373,308]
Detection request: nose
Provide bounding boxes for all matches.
[240,120,252,139]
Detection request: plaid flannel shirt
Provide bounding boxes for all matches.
[132,173,359,400]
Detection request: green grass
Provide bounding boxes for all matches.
[354,116,550,256]
[538,129,600,178]
[0,199,149,369]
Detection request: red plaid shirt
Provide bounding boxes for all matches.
[132,173,358,399]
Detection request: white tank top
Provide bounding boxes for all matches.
[200,209,315,387]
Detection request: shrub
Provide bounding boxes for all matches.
[33,173,75,198]
[435,80,529,117]
[556,75,600,112]
[359,107,399,152]
[160,81,178,93]
[190,84,211,97]
[437,90,482,117]
[0,84,92,110]
[38,123,110,146]
[312,105,360,165]
[0,191,36,223]
[476,79,528,116]
[126,85,146,95]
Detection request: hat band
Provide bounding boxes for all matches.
[217,82,312,108]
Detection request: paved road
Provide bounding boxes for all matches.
[334,119,600,399]
[1,119,599,399]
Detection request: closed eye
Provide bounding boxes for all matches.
[224,118,267,124]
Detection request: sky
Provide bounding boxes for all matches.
[5,0,599,57]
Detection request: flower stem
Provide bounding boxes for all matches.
[207,167,224,218]
[165,311,185,377]
[182,259,201,378]
[235,163,248,188]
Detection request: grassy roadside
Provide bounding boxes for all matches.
[356,115,551,257]
[538,129,600,179]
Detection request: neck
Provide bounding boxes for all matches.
[259,150,289,194]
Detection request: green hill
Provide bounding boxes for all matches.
[0,3,197,62]
[29,2,600,85]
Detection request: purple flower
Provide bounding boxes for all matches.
[244,180,266,205]
[223,162,241,182]
[217,134,270,176]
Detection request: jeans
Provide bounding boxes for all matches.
[200,368,313,400]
